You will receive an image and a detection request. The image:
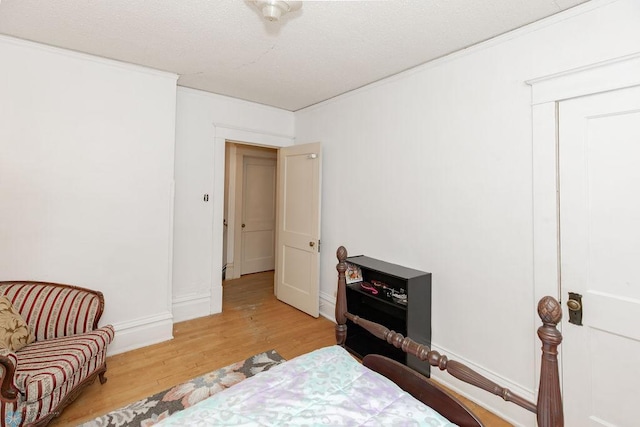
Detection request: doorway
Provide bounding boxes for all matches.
[223,143,277,280]
[220,139,322,318]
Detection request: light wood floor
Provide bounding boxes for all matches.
[54,271,511,426]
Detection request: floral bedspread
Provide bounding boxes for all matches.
[156,345,457,426]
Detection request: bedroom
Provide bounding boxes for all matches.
[1,0,639,425]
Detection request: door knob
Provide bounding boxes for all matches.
[567,292,583,326]
[242,223,246,228]
[309,241,315,247]
[567,299,581,311]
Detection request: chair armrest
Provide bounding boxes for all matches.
[0,348,19,402]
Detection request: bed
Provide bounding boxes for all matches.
[157,246,563,426]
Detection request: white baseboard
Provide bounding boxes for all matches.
[211,283,222,314]
[424,344,536,426]
[172,292,212,323]
[319,290,336,322]
[319,290,535,425]
[225,263,235,280]
[108,311,174,356]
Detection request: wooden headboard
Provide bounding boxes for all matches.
[334,245,563,427]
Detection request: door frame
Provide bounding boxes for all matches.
[528,52,640,394]
[211,125,294,314]
[228,145,277,279]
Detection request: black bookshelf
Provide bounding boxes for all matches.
[344,255,432,376]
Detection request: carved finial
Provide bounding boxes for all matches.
[538,296,562,325]
[337,246,348,275]
[337,246,347,263]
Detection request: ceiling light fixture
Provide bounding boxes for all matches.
[251,1,302,22]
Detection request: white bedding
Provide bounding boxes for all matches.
[156,345,457,426]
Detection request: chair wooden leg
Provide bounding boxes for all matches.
[99,368,108,385]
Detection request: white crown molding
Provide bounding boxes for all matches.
[0,34,178,81]
[177,86,294,114]
[296,0,619,114]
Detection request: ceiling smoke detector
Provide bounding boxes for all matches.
[251,1,302,22]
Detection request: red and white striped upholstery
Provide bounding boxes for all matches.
[0,282,104,341]
[0,281,114,427]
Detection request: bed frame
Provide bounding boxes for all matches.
[334,246,563,427]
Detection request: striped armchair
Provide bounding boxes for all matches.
[0,281,115,427]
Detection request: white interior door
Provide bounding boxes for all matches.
[559,85,640,426]
[241,156,277,275]
[275,142,321,317]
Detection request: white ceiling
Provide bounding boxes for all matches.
[0,0,589,111]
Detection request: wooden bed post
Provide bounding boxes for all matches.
[335,246,348,345]
[334,245,564,426]
[536,296,564,427]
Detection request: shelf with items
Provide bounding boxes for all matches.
[344,255,432,376]
[347,282,407,311]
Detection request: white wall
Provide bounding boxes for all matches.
[295,0,640,424]
[172,87,294,322]
[0,36,178,355]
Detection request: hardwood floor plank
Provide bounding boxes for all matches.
[52,271,510,426]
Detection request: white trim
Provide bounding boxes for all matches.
[530,101,563,401]
[177,86,294,114]
[296,0,618,113]
[225,144,238,278]
[531,102,562,304]
[319,281,533,425]
[231,147,246,278]
[211,281,223,315]
[526,52,640,105]
[167,180,176,324]
[430,343,536,426]
[214,123,295,148]
[211,135,226,315]
[108,311,174,355]
[528,52,640,421]
[319,290,335,322]
[211,126,294,316]
[0,34,178,81]
[225,262,235,280]
[528,52,640,322]
[172,292,212,323]
[231,146,278,279]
